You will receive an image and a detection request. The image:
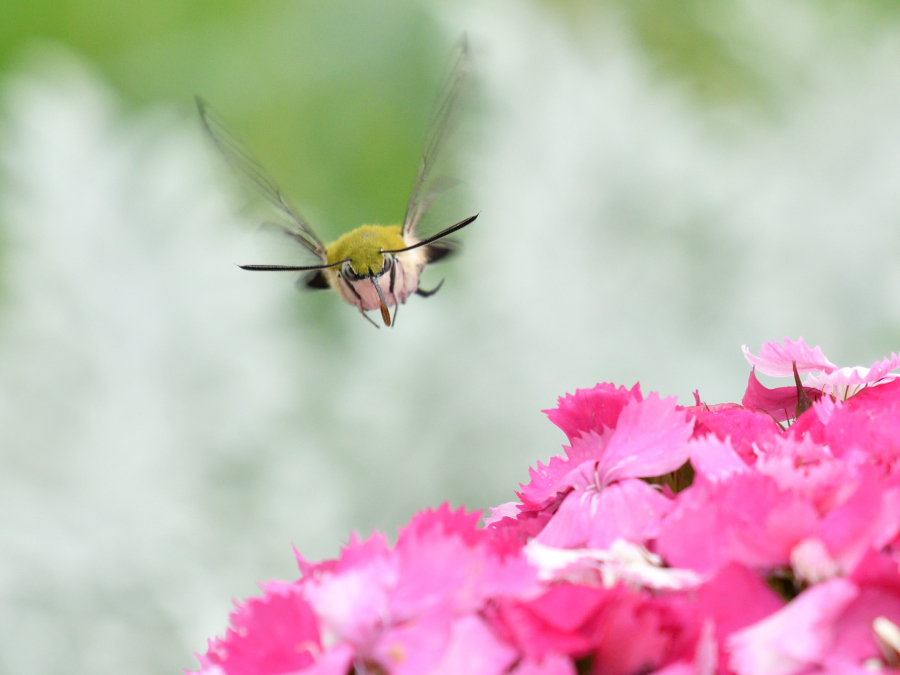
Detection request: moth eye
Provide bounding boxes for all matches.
[341,262,357,280]
[382,255,393,271]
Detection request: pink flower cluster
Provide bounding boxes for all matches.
[192,338,900,675]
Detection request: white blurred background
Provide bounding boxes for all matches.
[2,0,900,672]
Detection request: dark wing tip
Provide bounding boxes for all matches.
[303,270,330,290]
[424,240,458,264]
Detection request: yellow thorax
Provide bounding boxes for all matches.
[326,225,407,276]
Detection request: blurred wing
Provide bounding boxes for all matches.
[402,35,471,239]
[196,96,328,261]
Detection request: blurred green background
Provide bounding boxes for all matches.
[3,0,900,673]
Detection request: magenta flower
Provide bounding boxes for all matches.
[193,582,320,675]
[191,337,900,675]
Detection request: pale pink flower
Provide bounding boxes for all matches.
[743,337,900,400]
[523,539,703,591]
[742,337,838,377]
[805,352,900,398]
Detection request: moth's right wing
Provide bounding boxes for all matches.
[196,96,328,262]
[401,35,472,239]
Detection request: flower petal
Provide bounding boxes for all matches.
[198,583,321,675]
[741,368,822,422]
[727,579,858,675]
[544,382,643,443]
[536,479,674,549]
[742,337,838,377]
[805,352,900,397]
[598,394,694,484]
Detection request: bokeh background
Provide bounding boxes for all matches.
[3,0,900,672]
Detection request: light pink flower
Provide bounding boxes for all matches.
[728,572,900,674]
[687,434,750,481]
[429,615,518,675]
[534,394,693,549]
[369,613,517,675]
[301,504,535,672]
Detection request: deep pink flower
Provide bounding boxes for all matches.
[195,581,320,675]
[691,563,785,671]
[389,505,538,622]
[818,378,900,462]
[688,401,781,464]
[741,368,822,423]
[489,582,614,660]
[490,582,696,674]
[544,382,643,444]
[508,654,577,675]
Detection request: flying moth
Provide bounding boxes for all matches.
[197,36,476,328]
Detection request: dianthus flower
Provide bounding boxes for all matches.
[191,337,900,675]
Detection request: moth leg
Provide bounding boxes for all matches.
[391,301,399,327]
[357,303,379,329]
[416,279,445,298]
[342,276,379,329]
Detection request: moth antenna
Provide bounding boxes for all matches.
[238,258,350,272]
[381,214,478,255]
